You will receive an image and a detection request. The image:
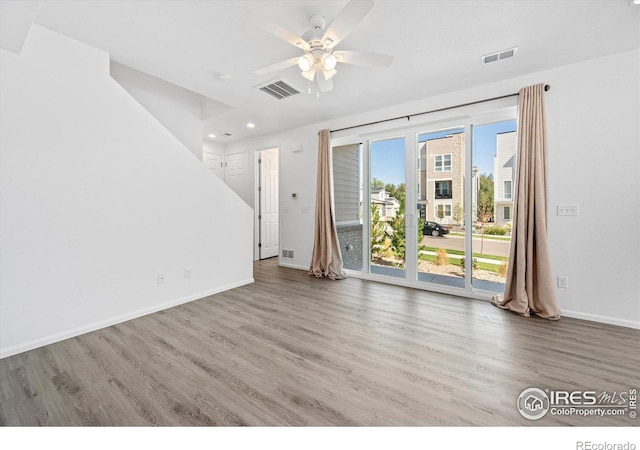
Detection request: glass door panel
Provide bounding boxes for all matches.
[471,120,516,292]
[333,143,363,271]
[415,127,466,289]
[369,137,406,279]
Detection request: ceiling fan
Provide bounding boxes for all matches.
[253,0,394,93]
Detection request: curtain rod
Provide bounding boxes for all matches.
[328,84,551,135]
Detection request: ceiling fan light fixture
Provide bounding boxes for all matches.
[297,53,314,72]
[321,53,337,71]
[322,68,337,80]
[301,71,315,81]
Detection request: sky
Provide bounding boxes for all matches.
[369,120,517,187]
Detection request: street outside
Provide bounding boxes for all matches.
[422,234,510,258]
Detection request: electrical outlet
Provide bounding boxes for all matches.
[158,272,166,284]
[184,268,191,279]
[557,204,579,216]
[557,276,568,289]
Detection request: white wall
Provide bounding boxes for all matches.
[226,49,640,328]
[110,61,203,159]
[203,140,225,156]
[0,25,254,358]
[226,134,318,266]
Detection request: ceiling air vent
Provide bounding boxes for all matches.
[256,78,300,100]
[482,47,518,64]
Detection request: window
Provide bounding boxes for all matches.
[436,204,452,218]
[434,181,452,198]
[435,154,452,172]
[504,206,511,220]
[504,180,512,200]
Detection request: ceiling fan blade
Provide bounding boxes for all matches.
[264,22,310,51]
[334,50,395,67]
[246,12,310,51]
[317,73,334,93]
[322,0,374,48]
[254,57,299,76]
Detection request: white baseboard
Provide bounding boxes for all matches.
[0,278,254,359]
[279,262,309,271]
[560,309,639,330]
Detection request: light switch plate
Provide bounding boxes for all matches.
[557,204,579,216]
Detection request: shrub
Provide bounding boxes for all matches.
[436,248,448,266]
[484,226,508,235]
[498,260,508,277]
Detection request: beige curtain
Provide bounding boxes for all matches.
[491,84,561,320]
[309,129,347,280]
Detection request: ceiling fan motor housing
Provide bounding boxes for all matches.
[309,14,327,30]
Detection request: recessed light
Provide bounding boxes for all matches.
[208,133,216,138]
[246,123,256,128]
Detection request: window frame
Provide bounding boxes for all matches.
[504,180,512,200]
[434,180,452,198]
[434,153,452,172]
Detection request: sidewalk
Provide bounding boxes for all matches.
[448,232,511,241]
[418,250,503,265]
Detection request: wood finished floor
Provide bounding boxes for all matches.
[1,258,638,426]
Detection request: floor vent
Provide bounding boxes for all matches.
[257,78,300,100]
[482,47,518,64]
[282,249,294,258]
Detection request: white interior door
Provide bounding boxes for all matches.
[259,148,279,259]
[225,152,248,201]
[202,149,223,180]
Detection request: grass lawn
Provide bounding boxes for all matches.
[420,246,507,262]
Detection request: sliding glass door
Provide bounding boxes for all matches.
[368,136,406,279]
[333,108,516,297]
[470,119,516,292]
[415,126,467,289]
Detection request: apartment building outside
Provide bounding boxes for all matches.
[493,131,516,226]
[418,132,465,225]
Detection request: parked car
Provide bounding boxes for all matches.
[423,221,450,237]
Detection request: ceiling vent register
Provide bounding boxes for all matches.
[482,47,518,64]
[257,78,301,100]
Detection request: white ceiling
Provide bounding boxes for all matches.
[3,0,639,143]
